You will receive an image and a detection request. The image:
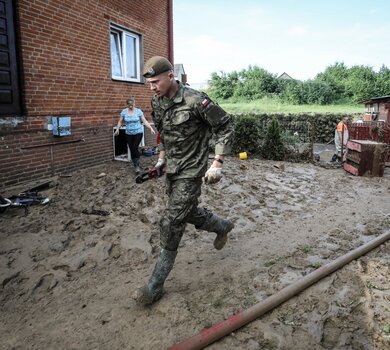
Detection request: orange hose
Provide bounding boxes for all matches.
[168,230,390,350]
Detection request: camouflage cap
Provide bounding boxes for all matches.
[143,56,173,78]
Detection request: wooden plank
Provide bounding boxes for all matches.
[343,162,359,176]
[2,176,57,197]
[346,151,361,164]
[0,0,21,115]
[347,140,361,152]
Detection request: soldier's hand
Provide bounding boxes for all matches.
[155,158,165,169]
[205,166,222,184]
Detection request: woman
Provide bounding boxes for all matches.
[115,97,155,174]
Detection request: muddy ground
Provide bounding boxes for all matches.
[1,155,389,350]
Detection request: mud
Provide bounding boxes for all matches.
[1,156,389,350]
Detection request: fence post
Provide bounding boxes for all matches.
[341,123,345,161]
[311,122,315,160]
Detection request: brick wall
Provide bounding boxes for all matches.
[0,0,169,190]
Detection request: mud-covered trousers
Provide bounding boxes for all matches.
[160,177,213,251]
[125,133,143,159]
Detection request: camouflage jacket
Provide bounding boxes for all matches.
[151,83,233,179]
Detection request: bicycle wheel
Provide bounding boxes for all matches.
[0,197,11,214]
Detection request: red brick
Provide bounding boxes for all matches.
[1,0,170,189]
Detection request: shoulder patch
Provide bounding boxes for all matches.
[201,98,210,107]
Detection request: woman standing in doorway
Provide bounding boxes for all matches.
[115,96,155,175]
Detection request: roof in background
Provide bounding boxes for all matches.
[277,72,294,80]
[174,63,185,77]
[362,95,390,103]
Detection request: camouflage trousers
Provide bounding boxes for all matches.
[159,177,213,251]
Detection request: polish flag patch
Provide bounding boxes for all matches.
[201,99,210,107]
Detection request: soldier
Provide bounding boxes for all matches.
[134,56,234,305]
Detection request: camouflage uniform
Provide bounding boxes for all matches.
[152,82,234,251]
[134,56,235,305]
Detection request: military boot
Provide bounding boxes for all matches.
[197,214,234,250]
[133,249,177,305]
[133,158,141,175]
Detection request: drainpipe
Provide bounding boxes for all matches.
[168,0,174,64]
[168,230,390,350]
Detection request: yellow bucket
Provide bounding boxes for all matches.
[239,152,247,160]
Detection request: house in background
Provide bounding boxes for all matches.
[277,72,294,80]
[361,95,390,122]
[0,0,173,190]
[174,63,187,84]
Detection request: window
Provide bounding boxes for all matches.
[110,24,142,82]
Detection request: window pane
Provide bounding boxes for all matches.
[125,34,136,79]
[110,32,122,77]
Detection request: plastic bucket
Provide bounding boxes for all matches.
[239,152,248,160]
[143,149,154,157]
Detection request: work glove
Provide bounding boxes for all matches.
[155,158,165,169]
[205,166,222,184]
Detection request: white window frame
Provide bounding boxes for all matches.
[110,24,142,83]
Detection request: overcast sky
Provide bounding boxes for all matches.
[173,0,390,87]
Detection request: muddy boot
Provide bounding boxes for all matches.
[133,249,177,305]
[133,158,141,175]
[197,214,234,250]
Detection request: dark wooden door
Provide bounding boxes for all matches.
[0,0,21,115]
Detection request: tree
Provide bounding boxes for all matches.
[262,117,285,160]
[208,61,390,105]
[208,71,239,99]
[234,65,278,100]
[345,65,378,102]
[315,62,349,99]
[280,80,305,104]
[304,80,336,104]
[376,65,390,96]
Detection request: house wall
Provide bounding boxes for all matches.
[380,101,390,122]
[0,0,170,190]
[363,99,390,122]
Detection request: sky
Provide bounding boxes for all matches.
[173,0,390,88]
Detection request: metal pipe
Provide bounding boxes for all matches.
[311,122,315,160]
[168,231,390,350]
[50,145,55,176]
[168,0,174,64]
[341,123,345,161]
[21,138,84,149]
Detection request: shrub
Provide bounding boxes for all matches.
[231,115,264,154]
[262,117,285,160]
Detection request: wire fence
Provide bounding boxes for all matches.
[259,119,315,162]
[271,120,390,163]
